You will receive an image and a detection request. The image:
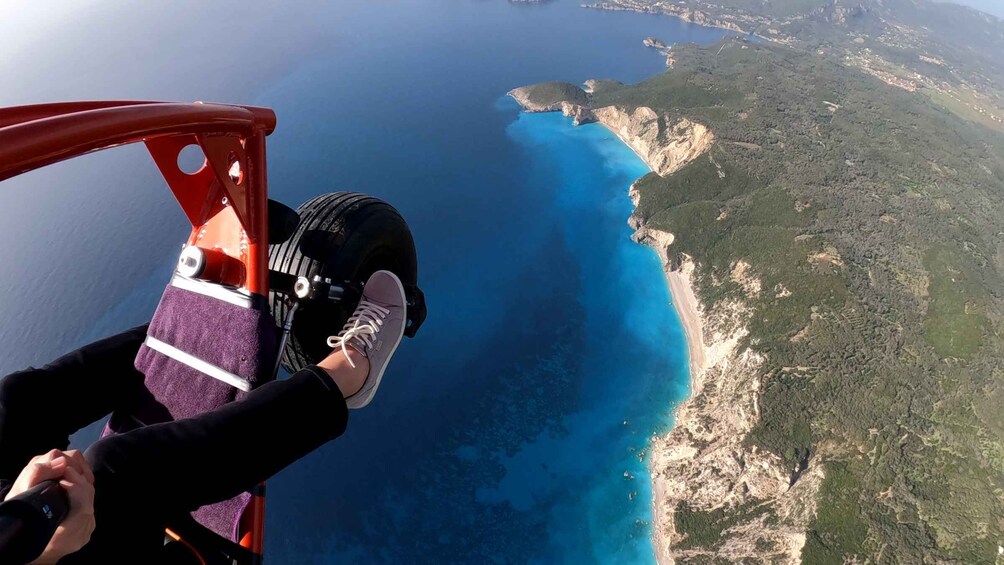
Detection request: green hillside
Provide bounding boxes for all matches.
[525,36,1004,561]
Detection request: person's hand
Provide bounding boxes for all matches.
[7,449,96,565]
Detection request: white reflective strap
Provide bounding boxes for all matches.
[145,336,251,392]
[170,274,252,308]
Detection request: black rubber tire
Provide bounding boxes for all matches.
[268,192,418,373]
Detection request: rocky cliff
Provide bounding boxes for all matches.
[508,85,715,177]
[589,106,714,176]
[642,255,821,563]
[511,82,817,563]
[629,191,819,563]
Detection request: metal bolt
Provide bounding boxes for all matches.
[294,277,311,299]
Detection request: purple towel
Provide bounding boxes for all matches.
[103,282,278,541]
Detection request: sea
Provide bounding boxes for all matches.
[0,1,726,562]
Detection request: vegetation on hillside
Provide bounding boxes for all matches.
[522,36,1004,561]
[511,81,589,107]
[642,40,1003,563]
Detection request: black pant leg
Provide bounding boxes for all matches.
[0,326,148,479]
[71,367,349,561]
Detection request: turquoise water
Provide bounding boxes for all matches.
[265,106,691,563]
[0,1,725,562]
[475,110,690,562]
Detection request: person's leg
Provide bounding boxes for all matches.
[88,350,362,505]
[0,326,148,480]
[71,352,364,561]
[69,270,406,561]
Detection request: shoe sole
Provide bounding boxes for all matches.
[350,271,407,408]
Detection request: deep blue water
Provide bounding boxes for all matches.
[0,1,726,562]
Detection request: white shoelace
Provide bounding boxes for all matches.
[326,300,390,368]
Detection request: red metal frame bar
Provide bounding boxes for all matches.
[0,101,275,294]
[0,101,277,559]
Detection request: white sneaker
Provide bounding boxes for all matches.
[326,270,407,409]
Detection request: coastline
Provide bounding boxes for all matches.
[582,1,774,43]
[584,118,711,565]
[663,258,705,374]
[509,88,806,562]
[649,259,703,565]
[579,107,710,564]
[593,113,796,564]
[619,113,812,562]
[536,96,708,561]
[603,118,706,563]
[629,203,705,565]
